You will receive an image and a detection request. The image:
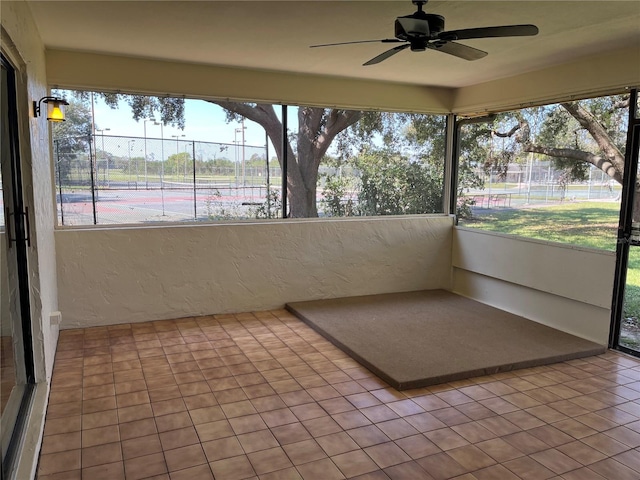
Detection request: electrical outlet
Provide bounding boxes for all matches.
[50,311,62,326]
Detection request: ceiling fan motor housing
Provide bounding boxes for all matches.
[395,14,445,41]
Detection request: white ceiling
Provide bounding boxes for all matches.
[27,0,640,89]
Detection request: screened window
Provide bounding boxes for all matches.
[52,91,447,225]
[456,95,628,252]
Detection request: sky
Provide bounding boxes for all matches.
[91,94,274,148]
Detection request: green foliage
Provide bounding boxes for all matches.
[323,113,478,218]
[624,248,640,323]
[537,106,573,147]
[51,97,93,138]
[584,95,628,150]
[165,152,191,176]
[51,97,94,182]
[54,89,629,220]
[320,174,358,217]
[355,149,443,216]
[401,114,447,163]
[477,96,629,184]
[254,190,281,219]
[246,153,267,168]
[54,89,186,131]
[334,113,447,163]
[205,189,243,221]
[536,105,589,182]
[86,91,185,129]
[57,91,455,217]
[320,154,342,168]
[209,158,235,169]
[458,118,503,175]
[456,195,476,219]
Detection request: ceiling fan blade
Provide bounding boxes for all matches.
[363,44,410,66]
[310,39,402,48]
[439,24,539,41]
[428,41,487,61]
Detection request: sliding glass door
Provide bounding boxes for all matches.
[611,90,640,355]
[1,54,35,476]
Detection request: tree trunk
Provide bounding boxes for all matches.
[497,100,627,189]
[288,182,317,217]
[525,104,640,223]
[208,101,361,217]
[493,98,640,225]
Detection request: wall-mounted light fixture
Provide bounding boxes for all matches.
[33,96,69,122]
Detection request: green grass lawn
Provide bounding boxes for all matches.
[460,201,620,251]
[625,249,640,322]
[69,170,268,186]
[460,201,640,346]
[482,182,622,194]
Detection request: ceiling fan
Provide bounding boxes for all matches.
[310,0,539,65]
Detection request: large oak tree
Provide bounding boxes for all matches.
[484,95,631,215]
[212,102,363,217]
[80,91,633,219]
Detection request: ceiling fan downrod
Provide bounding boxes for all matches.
[413,0,428,11]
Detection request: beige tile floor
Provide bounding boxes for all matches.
[37,310,640,480]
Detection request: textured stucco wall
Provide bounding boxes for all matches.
[2,1,59,381]
[452,228,615,344]
[56,216,454,328]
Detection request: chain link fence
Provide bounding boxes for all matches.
[54,135,281,225]
[54,135,620,226]
[462,160,621,213]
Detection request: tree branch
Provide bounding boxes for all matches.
[315,110,362,160]
[523,143,623,183]
[207,100,301,189]
[492,124,520,138]
[561,102,625,175]
[614,98,630,110]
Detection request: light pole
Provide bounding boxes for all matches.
[233,131,241,186]
[154,122,166,215]
[171,134,185,181]
[154,122,165,187]
[526,152,534,204]
[127,140,136,185]
[241,119,246,187]
[95,127,110,185]
[235,121,247,187]
[184,142,193,182]
[143,118,155,189]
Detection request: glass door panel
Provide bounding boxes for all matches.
[621,248,640,350]
[1,55,34,475]
[612,96,640,355]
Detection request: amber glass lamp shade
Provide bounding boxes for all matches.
[46,100,66,122]
[33,96,69,122]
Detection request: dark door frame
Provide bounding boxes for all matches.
[1,52,36,478]
[609,89,640,355]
